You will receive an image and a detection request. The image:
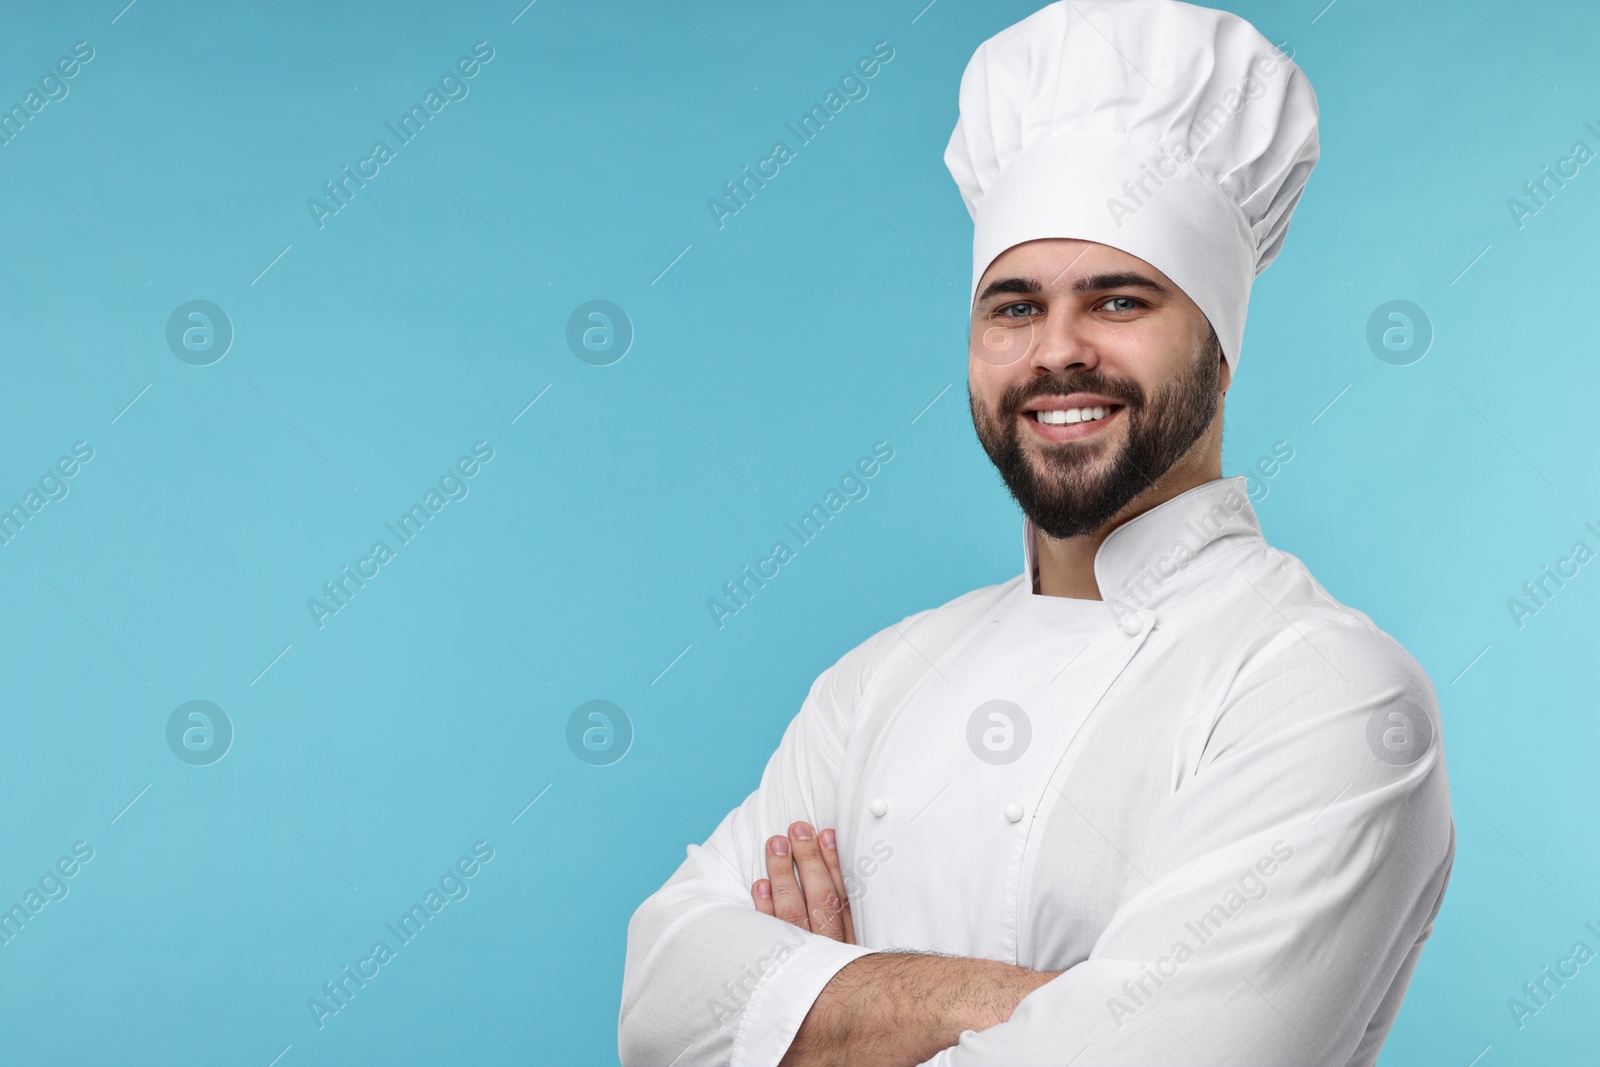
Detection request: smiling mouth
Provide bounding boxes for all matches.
[1029,404,1121,426]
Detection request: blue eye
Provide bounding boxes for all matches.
[1101,296,1141,312]
[997,302,1037,318]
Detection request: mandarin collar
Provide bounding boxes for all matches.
[1021,476,1263,619]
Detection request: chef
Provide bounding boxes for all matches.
[620,2,1454,1065]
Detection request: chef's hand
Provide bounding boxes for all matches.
[751,821,856,944]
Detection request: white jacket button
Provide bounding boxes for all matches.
[868,796,889,817]
[1118,612,1144,636]
[1003,801,1025,823]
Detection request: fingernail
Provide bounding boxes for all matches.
[791,823,813,841]
[820,828,836,850]
[769,836,789,856]
[756,881,771,900]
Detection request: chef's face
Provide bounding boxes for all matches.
[968,238,1230,540]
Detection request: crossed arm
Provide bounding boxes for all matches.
[752,820,1063,1067]
[620,616,1454,1066]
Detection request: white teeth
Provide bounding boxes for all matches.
[1036,406,1110,426]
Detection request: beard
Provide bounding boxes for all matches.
[970,334,1222,540]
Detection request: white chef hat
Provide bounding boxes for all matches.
[944,0,1320,370]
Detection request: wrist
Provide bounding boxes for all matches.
[944,960,1061,1034]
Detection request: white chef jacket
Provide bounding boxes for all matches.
[619,476,1454,1067]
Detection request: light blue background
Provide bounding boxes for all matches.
[0,1,1594,1064]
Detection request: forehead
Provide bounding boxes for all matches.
[977,238,1177,293]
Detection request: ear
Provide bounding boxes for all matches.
[1216,327,1241,395]
[1200,319,1231,393]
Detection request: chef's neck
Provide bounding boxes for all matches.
[1032,442,1223,600]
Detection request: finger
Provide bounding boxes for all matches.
[751,879,776,918]
[764,835,809,931]
[788,822,846,941]
[818,828,856,944]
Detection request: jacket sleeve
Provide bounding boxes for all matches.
[917,616,1456,1067]
[618,625,897,1067]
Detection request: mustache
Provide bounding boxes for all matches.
[997,371,1146,419]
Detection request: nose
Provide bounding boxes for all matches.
[1029,309,1099,375]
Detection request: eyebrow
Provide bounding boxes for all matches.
[974,271,1171,306]
[974,277,1042,304]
